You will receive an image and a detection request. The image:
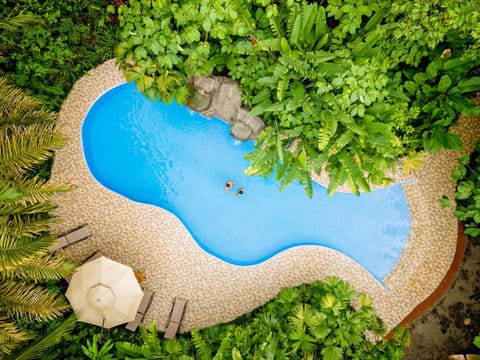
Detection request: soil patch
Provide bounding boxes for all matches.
[404,238,480,359]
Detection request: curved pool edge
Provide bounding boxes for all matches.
[50,58,480,333]
[81,81,410,283]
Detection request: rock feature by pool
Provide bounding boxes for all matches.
[188,76,265,140]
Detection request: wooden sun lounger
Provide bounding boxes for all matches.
[50,224,90,251]
[125,290,155,331]
[164,298,187,339]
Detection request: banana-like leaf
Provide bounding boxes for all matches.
[447,94,480,116]
[290,13,302,47]
[315,6,327,39]
[353,32,381,60]
[363,7,386,32]
[11,314,77,360]
[251,88,271,105]
[456,77,480,94]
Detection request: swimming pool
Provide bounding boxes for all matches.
[82,82,411,282]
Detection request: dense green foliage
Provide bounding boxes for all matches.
[443,140,480,239]
[0,0,120,110]
[116,0,480,196]
[42,277,409,359]
[0,78,76,356]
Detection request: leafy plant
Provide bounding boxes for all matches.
[400,55,480,153]
[116,0,251,103]
[82,334,116,360]
[116,322,193,359]
[444,141,480,238]
[110,278,408,360]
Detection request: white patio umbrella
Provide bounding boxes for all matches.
[66,256,144,328]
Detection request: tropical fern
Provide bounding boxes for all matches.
[318,111,338,151]
[328,130,354,156]
[276,77,290,101]
[279,56,310,77]
[337,151,371,195]
[192,329,212,360]
[268,15,283,38]
[212,330,232,360]
[255,38,280,52]
[286,3,300,35]
[235,2,255,35]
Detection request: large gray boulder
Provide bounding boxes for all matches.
[230,122,253,141]
[235,108,265,138]
[205,78,241,123]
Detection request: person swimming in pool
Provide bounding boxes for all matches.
[237,188,244,196]
[225,180,234,191]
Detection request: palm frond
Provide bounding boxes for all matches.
[0,317,31,355]
[0,230,53,268]
[0,280,69,321]
[0,201,57,216]
[3,177,74,205]
[0,181,23,203]
[0,124,66,176]
[0,77,56,126]
[2,253,76,282]
[0,215,60,239]
[11,313,77,360]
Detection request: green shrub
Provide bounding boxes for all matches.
[446,141,480,238]
[0,0,120,110]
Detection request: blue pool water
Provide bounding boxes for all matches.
[82,82,411,282]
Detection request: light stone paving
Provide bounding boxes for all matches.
[50,59,480,333]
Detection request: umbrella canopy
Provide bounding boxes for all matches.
[66,256,144,328]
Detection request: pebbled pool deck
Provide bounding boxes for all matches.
[51,59,480,333]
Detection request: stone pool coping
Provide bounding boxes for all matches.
[50,59,480,333]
